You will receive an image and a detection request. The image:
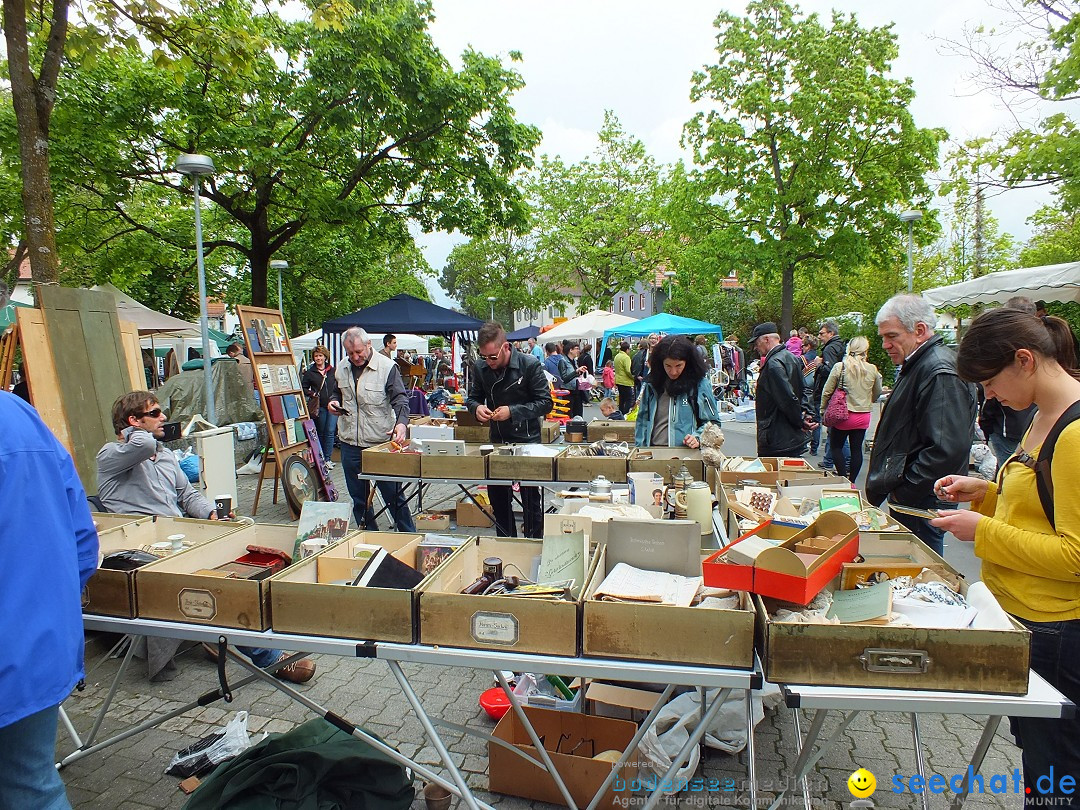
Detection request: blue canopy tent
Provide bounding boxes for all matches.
[602,312,723,344]
[506,325,540,341]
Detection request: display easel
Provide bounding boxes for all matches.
[237,305,328,518]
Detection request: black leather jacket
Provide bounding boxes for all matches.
[813,335,846,409]
[866,335,976,507]
[755,344,809,456]
[466,349,553,444]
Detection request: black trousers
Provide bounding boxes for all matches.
[617,384,635,414]
[487,484,543,538]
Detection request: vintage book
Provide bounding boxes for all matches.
[294,419,306,443]
[256,319,271,352]
[211,561,274,580]
[294,394,307,418]
[283,418,297,445]
[287,365,301,390]
[537,530,587,596]
[272,323,286,352]
[257,364,274,392]
[593,562,701,607]
[246,326,263,353]
[266,395,285,423]
[276,365,293,392]
[282,394,300,419]
[277,428,289,447]
[351,548,424,590]
[826,581,893,623]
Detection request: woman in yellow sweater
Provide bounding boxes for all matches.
[933,307,1080,805]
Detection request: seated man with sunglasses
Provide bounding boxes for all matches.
[96,391,316,683]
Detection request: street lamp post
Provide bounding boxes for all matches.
[175,153,217,424]
[270,260,288,314]
[899,210,923,292]
[663,270,676,312]
[486,296,496,321]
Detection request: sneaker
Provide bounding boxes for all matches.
[273,654,316,684]
[325,460,336,471]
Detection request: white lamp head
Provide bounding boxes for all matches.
[175,154,216,176]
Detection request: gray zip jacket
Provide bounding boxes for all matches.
[96,427,214,518]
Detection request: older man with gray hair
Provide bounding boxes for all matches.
[866,294,976,555]
[328,326,415,532]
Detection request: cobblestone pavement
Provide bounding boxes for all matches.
[59,413,1031,809]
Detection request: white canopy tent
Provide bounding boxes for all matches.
[291,329,429,355]
[923,261,1080,307]
[537,309,637,343]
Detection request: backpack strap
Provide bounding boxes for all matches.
[1034,400,1080,528]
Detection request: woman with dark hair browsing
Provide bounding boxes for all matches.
[932,308,1080,805]
[634,335,721,448]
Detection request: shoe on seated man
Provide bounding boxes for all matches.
[202,643,315,683]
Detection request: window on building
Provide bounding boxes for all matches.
[640,293,646,310]
[629,295,635,312]
[618,296,624,312]
[610,301,615,313]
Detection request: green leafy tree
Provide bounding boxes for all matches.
[529,111,672,309]
[439,227,559,324]
[47,0,539,308]
[682,0,945,335]
[1019,205,1080,266]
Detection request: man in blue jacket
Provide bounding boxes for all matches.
[0,392,99,808]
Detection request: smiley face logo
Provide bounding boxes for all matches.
[847,768,876,798]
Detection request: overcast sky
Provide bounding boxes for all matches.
[420,0,1058,306]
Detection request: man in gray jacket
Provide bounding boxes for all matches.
[328,327,415,532]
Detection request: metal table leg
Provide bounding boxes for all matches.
[911,713,930,810]
[950,716,1002,810]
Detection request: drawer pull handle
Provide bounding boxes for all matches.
[858,648,930,673]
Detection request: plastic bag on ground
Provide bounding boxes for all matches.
[166,711,261,779]
[637,683,781,794]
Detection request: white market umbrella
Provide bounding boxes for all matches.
[923,261,1080,307]
[539,309,637,343]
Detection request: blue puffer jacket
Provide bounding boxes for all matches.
[0,393,98,727]
[634,377,721,447]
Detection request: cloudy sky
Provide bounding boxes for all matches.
[420,0,1058,305]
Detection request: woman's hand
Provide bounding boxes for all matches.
[683,434,700,450]
[930,509,983,542]
[933,475,988,504]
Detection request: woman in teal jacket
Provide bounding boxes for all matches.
[635,335,721,448]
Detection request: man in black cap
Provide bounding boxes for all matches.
[750,322,814,457]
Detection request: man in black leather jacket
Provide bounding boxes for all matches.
[751,322,812,457]
[866,294,976,556]
[466,322,553,538]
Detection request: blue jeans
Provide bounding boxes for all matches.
[0,704,71,809]
[1011,617,1080,806]
[238,647,280,668]
[340,443,416,532]
[314,409,338,462]
[891,501,955,557]
[821,427,850,467]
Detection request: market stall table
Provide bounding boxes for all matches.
[70,615,762,810]
[774,672,1074,810]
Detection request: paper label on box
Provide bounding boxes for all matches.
[470,611,519,645]
[178,588,218,621]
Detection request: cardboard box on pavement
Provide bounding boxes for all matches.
[585,682,662,724]
[488,706,638,810]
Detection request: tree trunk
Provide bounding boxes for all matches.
[780,262,795,337]
[3,0,68,286]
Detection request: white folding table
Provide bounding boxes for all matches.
[774,671,1074,810]
[71,615,761,810]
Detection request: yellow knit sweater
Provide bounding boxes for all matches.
[973,422,1080,622]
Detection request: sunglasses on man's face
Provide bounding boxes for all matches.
[479,344,506,361]
[137,407,166,419]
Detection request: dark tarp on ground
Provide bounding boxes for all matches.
[183,718,415,810]
[322,293,484,336]
[155,358,262,427]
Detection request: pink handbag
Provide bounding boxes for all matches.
[822,366,849,427]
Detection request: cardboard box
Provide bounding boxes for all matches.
[557,452,629,483]
[627,448,704,483]
[421,444,487,480]
[487,445,563,481]
[135,523,298,629]
[453,425,490,443]
[456,498,495,528]
[589,420,635,443]
[414,512,453,532]
[86,516,242,618]
[417,536,588,655]
[269,531,422,642]
[361,441,421,478]
[453,408,482,427]
[702,512,859,604]
[756,534,1032,694]
[541,420,562,443]
[586,682,661,723]
[90,512,147,534]
[488,706,638,810]
[582,546,755,668]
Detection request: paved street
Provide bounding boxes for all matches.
[59,406,1030,809]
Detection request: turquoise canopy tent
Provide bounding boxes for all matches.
[601,312,723,344]
[0,300,31,329]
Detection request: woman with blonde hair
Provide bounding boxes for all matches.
[819,335,882,481]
